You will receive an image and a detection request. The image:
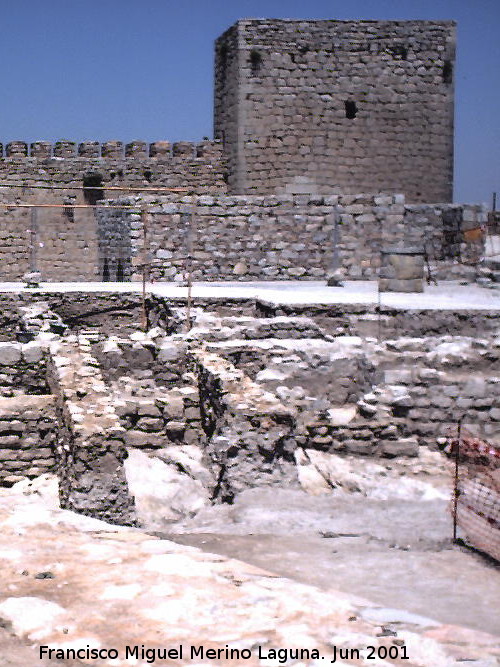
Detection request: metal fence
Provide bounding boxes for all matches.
[449,423,500,562]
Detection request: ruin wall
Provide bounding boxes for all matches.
[0,395,57,486]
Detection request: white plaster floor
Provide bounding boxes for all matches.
[0,280,499,310]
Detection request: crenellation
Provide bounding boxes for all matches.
[30,141,52,158]
[6,141,28,157]
[78,140,100,157]
[53,140,76,157]
[125,140,148,157]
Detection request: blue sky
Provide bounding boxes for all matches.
[0,0,498,203]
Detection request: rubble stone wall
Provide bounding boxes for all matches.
[103,194,486,283]
[215,19,455,202]
[0,395,57,485]
[47,336,136,525]
[259,303,500,339]
[0,190,487,283]
[195,350,298,500]
[96,338,203,449]
[0,342,48,396]
[403,372,500,443]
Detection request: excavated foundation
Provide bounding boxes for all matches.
[0,288,499,530]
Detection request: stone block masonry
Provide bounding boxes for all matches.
[116,193,407,282]
[215,19,455,202]
[47,336,135,525]
[0,395,57,485]
[0,140,227,199]
[101,193,484,284]
[0,341,48,396]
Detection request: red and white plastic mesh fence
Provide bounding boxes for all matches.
[448,428,500,562]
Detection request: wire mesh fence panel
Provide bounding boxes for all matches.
[449,426,500,562]
[0,204,143,283]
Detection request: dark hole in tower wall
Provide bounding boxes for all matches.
[443,60,453,84]
[387,44,408,60]
[249,49,262,75]
[345,100,358,119]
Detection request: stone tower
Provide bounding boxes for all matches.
[214,19,455,202]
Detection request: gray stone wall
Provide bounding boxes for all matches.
[126,193,406,282]
[120,193,483,283]
[215,19,455,202]
[0,395,57,485]
[0,140,227,198]
[47,336,136,525]
[195,350,297,501]
[0,342,48,396]
[0,191,487,283]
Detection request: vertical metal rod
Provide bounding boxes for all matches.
[186,196,195,332]
[29,207,38,272]
[493,192,497,212]
[453,417,462,542]
[377,283,381,343]
[377,211,383,343]
[141,205,148,331]
[331,205,340,273]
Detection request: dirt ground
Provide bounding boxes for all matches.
[165,462,500,639]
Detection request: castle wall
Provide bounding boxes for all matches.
[214,20,455,202]
[0,206,99,281]
[107,194,484,283]
[120,193,405,282]
[0,191,485,283]
[0,140,227,203]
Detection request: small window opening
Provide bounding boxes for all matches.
[249,49,262,75]
[388,44,408,60]
[443,60,453,84]
[143,169,152,183]
[63,195,75,222]
[345,100,358,119]
[83,173,104,206]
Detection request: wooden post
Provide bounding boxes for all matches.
[29,207,38,272]
[186,196,195,332]
[453,417,462,542]
[141,205,148,331]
